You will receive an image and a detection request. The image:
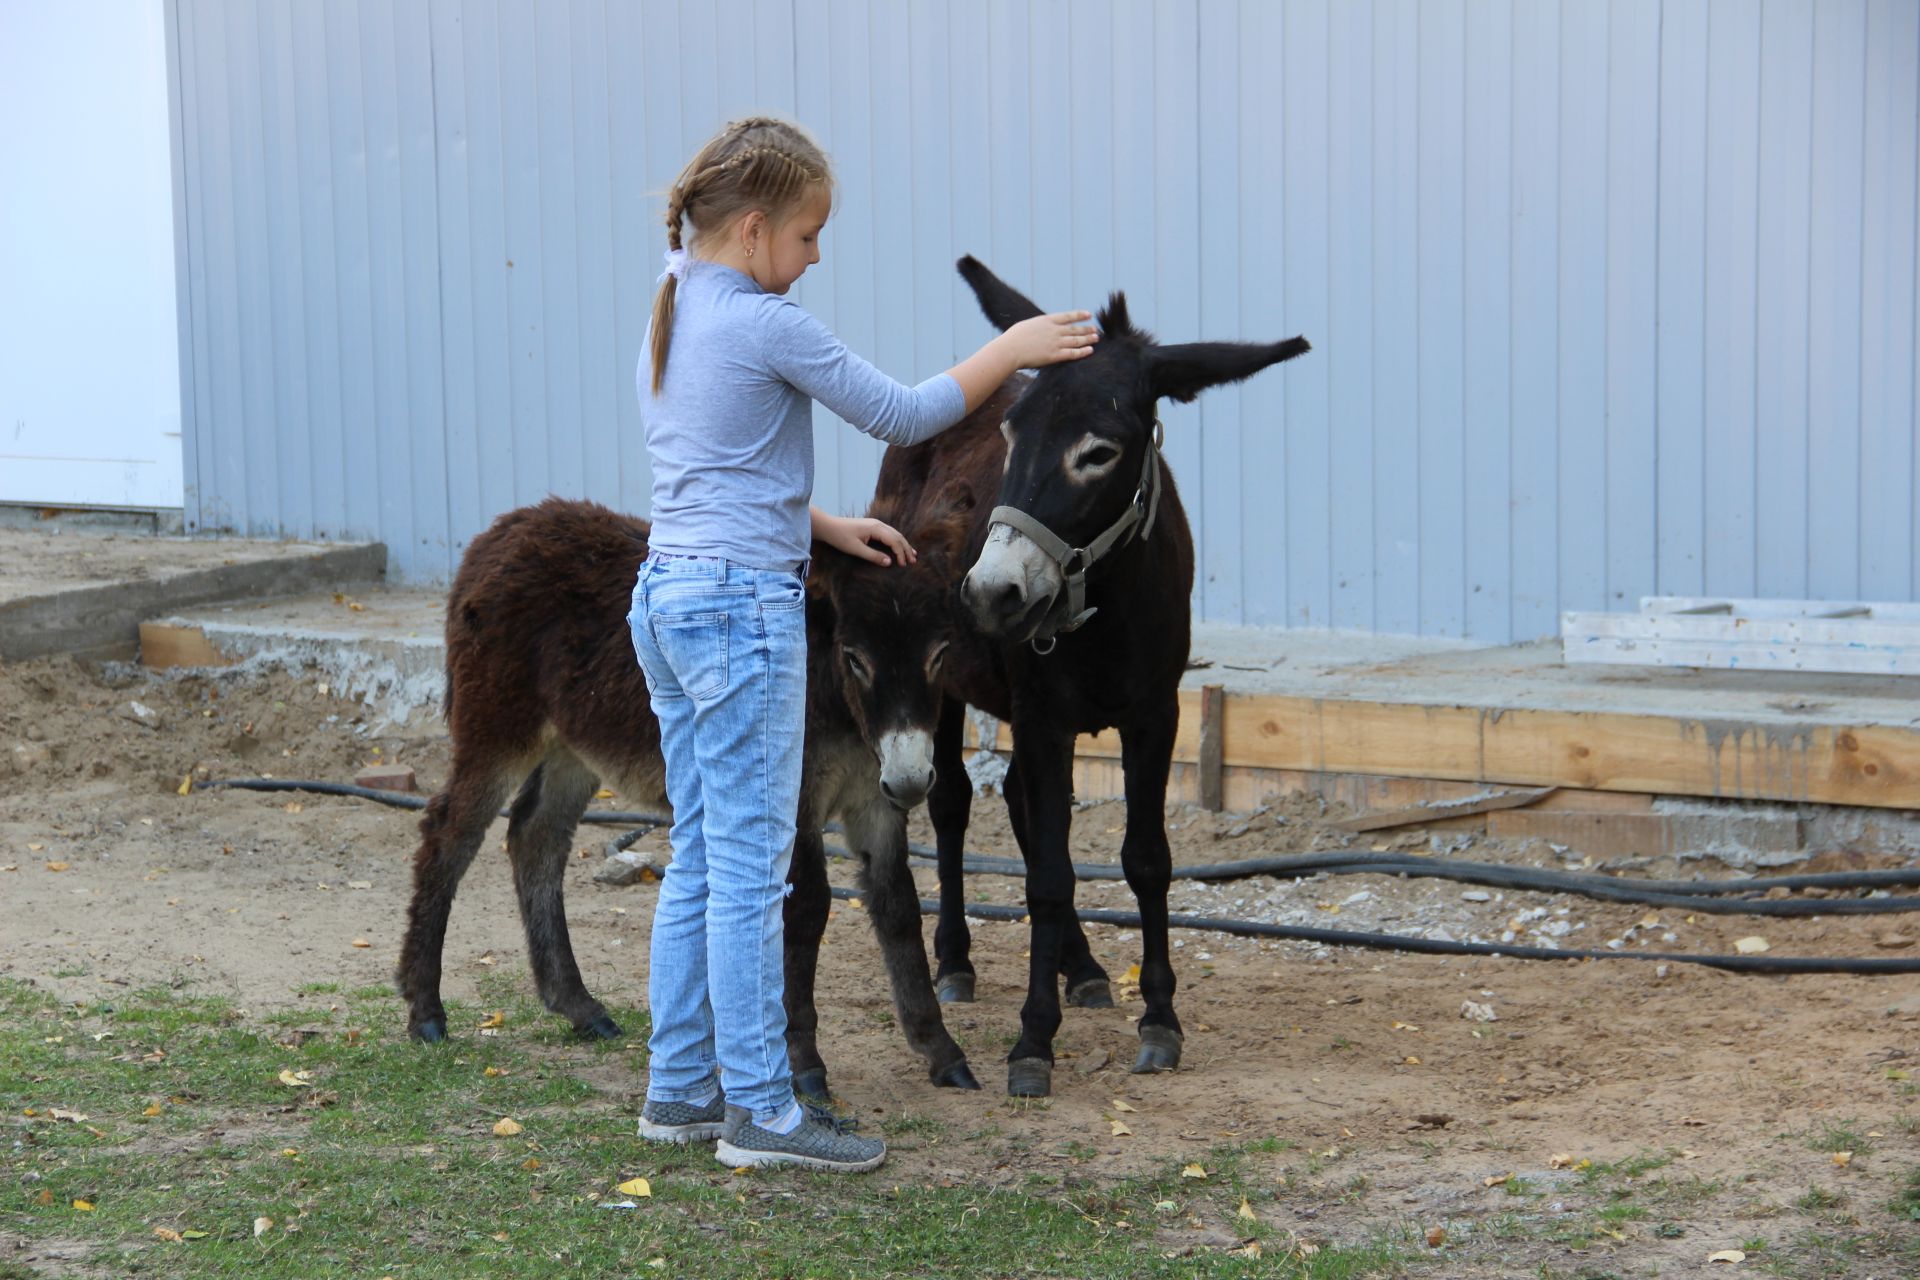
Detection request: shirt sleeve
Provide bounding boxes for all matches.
[760,299,968,446]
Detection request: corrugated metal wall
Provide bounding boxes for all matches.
[169,0,1920,641]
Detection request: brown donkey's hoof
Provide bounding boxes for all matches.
[1007,1057,1053,1098]
[1065,977,1115,1009]
[578,1014,622,1041]
[931,1059,981,1091]
[935,972,976,1004]
[1131,1024,1183,1074]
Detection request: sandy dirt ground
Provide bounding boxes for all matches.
[4,654,1918,1275]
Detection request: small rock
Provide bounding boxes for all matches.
[1460,1001,1497,1023]
[10,742,53,774]
[1074,1047,1110,1076]
[118,701,161,731]
[1873,932,1916,951]
[1460,890,1491,903]
[594,849,664,887]
[1887,993,1920,1020]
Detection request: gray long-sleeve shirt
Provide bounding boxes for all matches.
[638,260,967,569]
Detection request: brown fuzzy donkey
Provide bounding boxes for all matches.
[396,496,982,1096]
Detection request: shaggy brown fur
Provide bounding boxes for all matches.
[395,497,980,1094]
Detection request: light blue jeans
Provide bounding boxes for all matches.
[628,552,807,1122]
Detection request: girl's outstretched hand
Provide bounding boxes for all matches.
[1000,311,1099,368]
[811,509,917,567]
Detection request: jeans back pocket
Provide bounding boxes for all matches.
[652,611,729,703]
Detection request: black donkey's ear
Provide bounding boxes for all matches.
[956,256,1045,331]
[1147,337,1312,404]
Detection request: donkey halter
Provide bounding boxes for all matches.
[985,416,1165,655]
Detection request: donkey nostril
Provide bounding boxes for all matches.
[991,580,1024,616]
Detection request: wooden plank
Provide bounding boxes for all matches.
[1197,683,1225,811]
[1564,610,1920,674]
[1221,694,1918,810]
[1333,786,1556,833]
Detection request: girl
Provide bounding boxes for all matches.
[627,117,1096,1173]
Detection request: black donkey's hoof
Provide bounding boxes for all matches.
[1007,1057,1053,1098]
[793,1068,832,1105]
[411,1016,447,1044]
[932,1059,981,1091]
[578,1014,623,1041]
[1065,977,1115,1009]
[935,972,976,1004]
[1131,1024,1183,1074]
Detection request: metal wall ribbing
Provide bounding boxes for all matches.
[170,0,1920,640]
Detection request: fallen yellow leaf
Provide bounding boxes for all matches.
[1237,1197,1257,1221]
[493,1117,524,1137]
[1831,1151,1853,1168]
[1110,1118,1133,1137]
[46,862,70,873]
[143,1103,163,1117]
[616,1177,653,1198]
[521,1157,541,1172]
[276,1069,313,1088]
[1483,1173,1510,1187]
[177,774,193,797]
[1733,936,1770,955]
[484,1066,508,1078]
[1181,1163,1207,1180]
[478,1010,505,1030]
[1549,1152,1575,1169]
[284,802,303,814]
[351,938,371,949]
[1123,964,1141,984]
[595,788,616,800]
[253,1216,273,1238]
[1111,1098,1137,1113]
[153,1227,182,1242]
[1707,1249,1746,1264]
[73,1199,95,1212]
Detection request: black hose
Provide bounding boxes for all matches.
[872,848,1920,917]
[827,887,1920,976]
[199,777,1919,919]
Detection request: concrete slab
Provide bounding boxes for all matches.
[1184,631,1918,731]
[0,527,386,662]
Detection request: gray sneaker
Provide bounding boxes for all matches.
[714,1101,886,1173]
[636,1090,726,1143]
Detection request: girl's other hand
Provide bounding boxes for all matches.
[814,512,917,567]
[1000,311,1099,369]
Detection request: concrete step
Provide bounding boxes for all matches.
[0,527,385,662]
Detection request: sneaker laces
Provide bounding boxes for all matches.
[800,1099,861,1134]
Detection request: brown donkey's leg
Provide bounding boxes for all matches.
[783,826,832,1102]
[505,749,619,1038]
[856,804,979,1091]
[398,762,513,1042]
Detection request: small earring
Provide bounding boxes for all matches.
[747,247,755,257]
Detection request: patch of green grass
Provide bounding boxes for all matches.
[1578,1149,1673,1186]
[1503,1175,1544,1199]
[1795,1186,1847,1213]
[1243,1136,1296,1155]
[1890,1167,1920,1222]
[0,977,1407,1279]
[1805,1120,1873,1156]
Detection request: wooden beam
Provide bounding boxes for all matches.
[985,689,1919,810]
[1197,684,1225,811]
[1333,786,1557,833]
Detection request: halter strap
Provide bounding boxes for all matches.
[986,417,1164,653]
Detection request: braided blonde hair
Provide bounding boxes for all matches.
[648,117,834,394]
